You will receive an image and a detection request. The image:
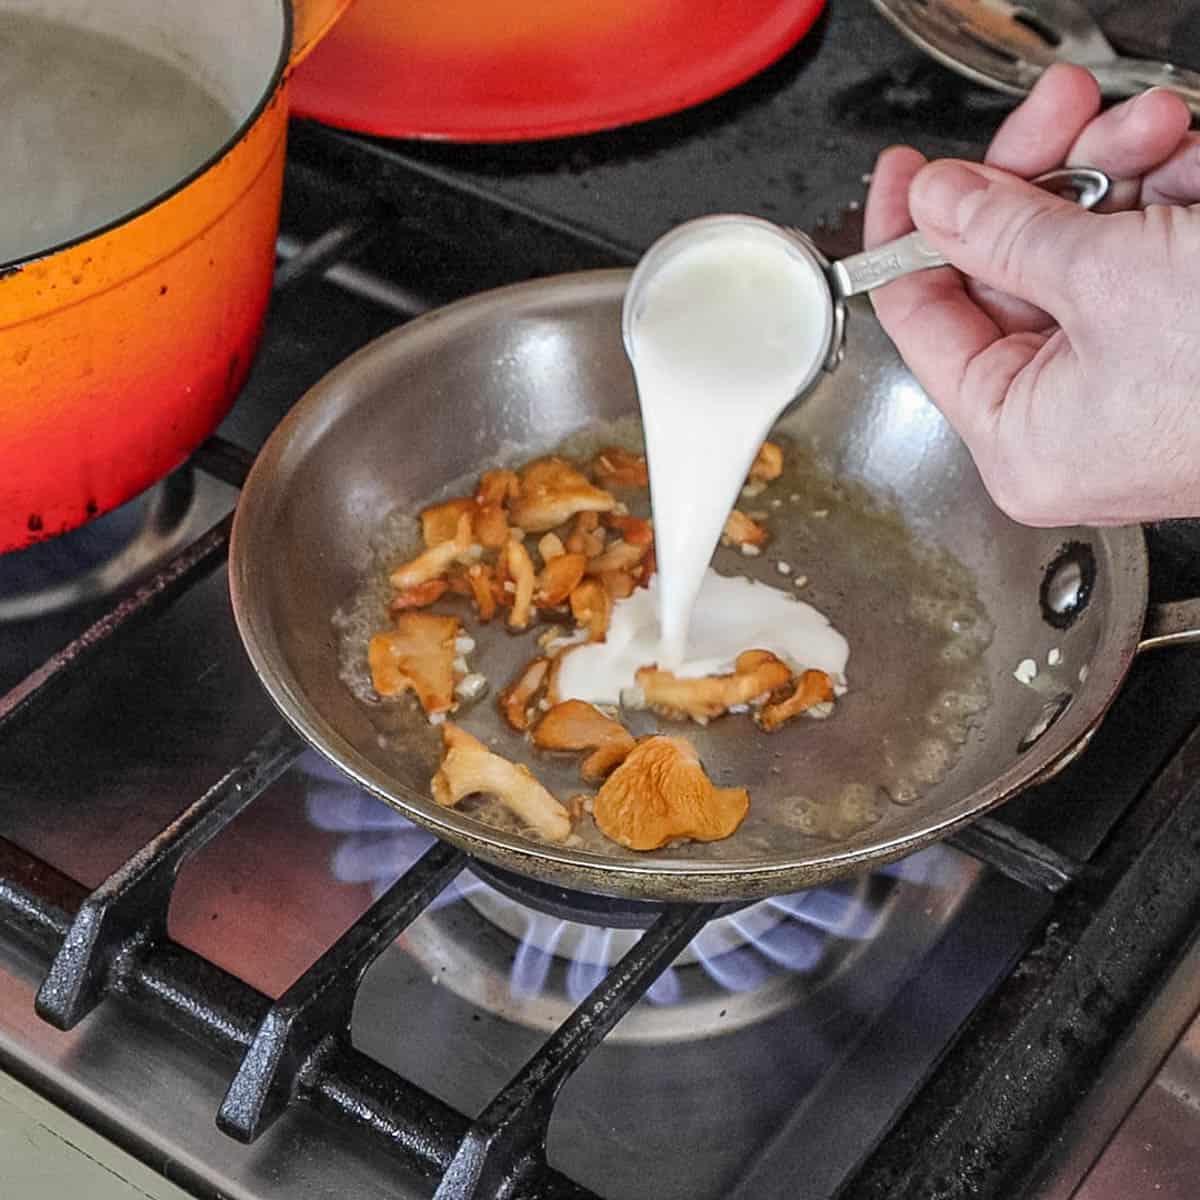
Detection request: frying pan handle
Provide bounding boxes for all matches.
[1138,600,1200,654]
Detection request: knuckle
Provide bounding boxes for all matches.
[992,206,1058,288]
[962,193,1086,304]
[978,455,1068,528]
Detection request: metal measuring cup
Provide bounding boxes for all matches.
[622,166,1111,404]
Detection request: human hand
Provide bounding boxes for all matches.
[864,64,1200,527]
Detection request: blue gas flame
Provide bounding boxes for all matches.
[301,753,944,1006]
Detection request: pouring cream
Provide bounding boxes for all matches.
[555,573,848,706]
[556,218,850,706]
[624,219,835,665]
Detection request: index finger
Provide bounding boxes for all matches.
[984,64,1102,175]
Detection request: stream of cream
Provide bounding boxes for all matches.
[557,222,851,704]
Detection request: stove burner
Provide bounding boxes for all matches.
[302,755,942,1040]
[464,858,750,929]
[461,874,780,970]
[0,467,232,621]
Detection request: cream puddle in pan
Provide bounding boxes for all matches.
[556,572,848,707]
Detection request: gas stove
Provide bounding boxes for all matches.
[4,5,1200,1199]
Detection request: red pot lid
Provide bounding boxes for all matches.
[290,0,827,142]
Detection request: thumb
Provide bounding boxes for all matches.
[909,161,1093,315]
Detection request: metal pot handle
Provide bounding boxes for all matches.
[1138,599,1200,653]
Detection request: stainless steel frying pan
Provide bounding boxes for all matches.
[228,269,1200,902]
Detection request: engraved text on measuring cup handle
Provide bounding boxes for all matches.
[831,232,947,299]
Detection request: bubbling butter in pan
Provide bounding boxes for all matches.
[623,221,833,671]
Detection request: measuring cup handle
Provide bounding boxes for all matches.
[831,231,946,297]
[830,166,1111,300]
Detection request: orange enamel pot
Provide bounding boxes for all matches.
[0,0,351,552]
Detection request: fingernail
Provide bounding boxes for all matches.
[1117,87,1162,121]
[1113,95,1138,122]
[910,162,991,236]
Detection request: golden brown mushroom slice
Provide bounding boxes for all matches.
[509,456,615,533]
[593,736,749,850]
[603,513,654,547]
[476,468,520,507]
[368,612,460,715]
[391,512,481,590]
[388,579,449,612]
[498,656,551,732]
[420,497,476,547]
[756,669,836,732]
[535,552,588,608]
[501,537,537,630]
[473,503,510,549]
[748,441,784,482]
[721,509,769,551]
[632,650,792,722]
[590,447,649,488]
[585,538,647,575]
[461,563,499,623]
[598,569,636,601]
[565,510,606,558]
[532,700,636,781]
[569,578,612,642]
[432,724,572,843]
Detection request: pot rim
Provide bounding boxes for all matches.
[0,0,293,275]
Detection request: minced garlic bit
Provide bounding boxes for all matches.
[1014,658,1038,685]
[776,561,791,575]
[793,574,808,588]
[455,673,489,702]
[740,543,762,557]
[1047,647,1062,667]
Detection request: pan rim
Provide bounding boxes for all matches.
[229,269,1149,899]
